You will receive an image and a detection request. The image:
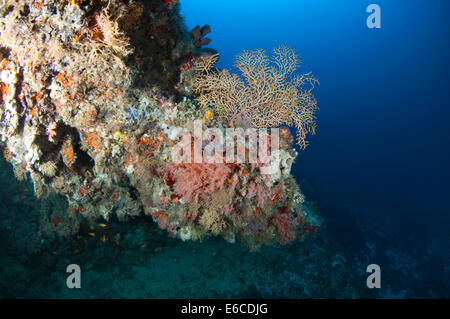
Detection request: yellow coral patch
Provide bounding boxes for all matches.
[0,59,9,70]
[114,131,127,142]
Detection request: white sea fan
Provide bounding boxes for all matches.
[39,161,58,177]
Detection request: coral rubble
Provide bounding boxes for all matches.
[0,0,320,250]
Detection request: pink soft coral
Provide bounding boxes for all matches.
[163,163,232,203]
[46,122,57,142]
[271,214,297,245]
[246,179,271,208]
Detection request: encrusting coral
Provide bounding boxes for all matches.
[0,0,321,250]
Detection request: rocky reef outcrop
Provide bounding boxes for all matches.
[0,0,320,250]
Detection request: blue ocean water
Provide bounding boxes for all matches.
[0,0,448,298]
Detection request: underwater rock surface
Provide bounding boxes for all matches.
[0,0,320,250]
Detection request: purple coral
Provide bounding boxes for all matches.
[191,25,212,48]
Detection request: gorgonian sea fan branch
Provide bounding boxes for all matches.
[192,45,319,149]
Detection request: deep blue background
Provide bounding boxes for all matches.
[180,0,450,241]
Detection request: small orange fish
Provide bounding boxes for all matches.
[88,232,96,237]
[155,247,162,252]
[141,243,148,248]
[98,223,107,227]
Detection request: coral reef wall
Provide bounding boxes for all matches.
[0,0,320,250]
